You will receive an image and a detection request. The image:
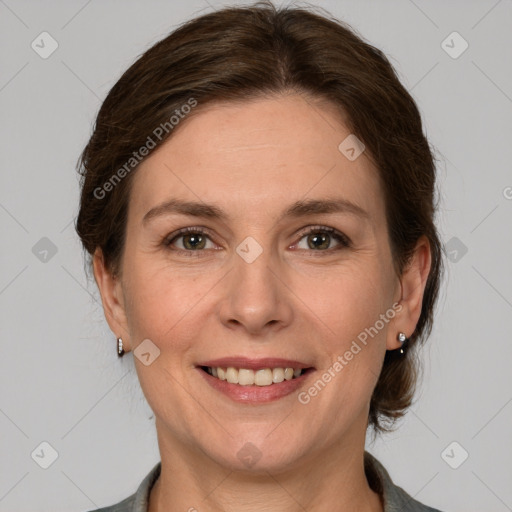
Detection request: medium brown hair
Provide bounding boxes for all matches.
[75,0,444,434]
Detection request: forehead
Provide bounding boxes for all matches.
[129,94,383,222]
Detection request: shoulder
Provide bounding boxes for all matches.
[364,451,444,512]
[85,461,161,512]
[383,480,444,512]
[85,494,135,512]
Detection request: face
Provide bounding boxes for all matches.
[97,93,416,473]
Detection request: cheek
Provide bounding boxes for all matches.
[308,289,387,414]
[298,260,392,340]
[122,258,214,347]
[296,259,391,391]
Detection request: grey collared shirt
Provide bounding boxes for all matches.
[88,451,443,512]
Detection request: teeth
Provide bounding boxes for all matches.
[226,367,238,384]
[238,368,254,385]
[272,368,284,383]
[205,366,304,386]
[255,369,273,386]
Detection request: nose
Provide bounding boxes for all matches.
[217,242,294,337]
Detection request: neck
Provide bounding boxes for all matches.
[148,422,383,512]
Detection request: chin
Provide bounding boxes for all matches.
[205,429,310,475]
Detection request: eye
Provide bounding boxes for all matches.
[163,225,351,255]
[293,225,351,252]
[163,227,216,253]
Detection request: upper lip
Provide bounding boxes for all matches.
[197,357,314,370]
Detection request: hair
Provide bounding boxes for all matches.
[75,0,444,434]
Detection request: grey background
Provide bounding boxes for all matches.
[0,0,511,510]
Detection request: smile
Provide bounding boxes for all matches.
[196,358,315,403]
[201,366,305,386]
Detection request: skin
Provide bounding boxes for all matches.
[93,93,431,512]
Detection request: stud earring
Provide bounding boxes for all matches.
[397,332,407,354]
[117,337,125,357]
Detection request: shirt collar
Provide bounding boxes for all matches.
[126,451,438,512]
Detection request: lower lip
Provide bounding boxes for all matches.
[196,367,313,403]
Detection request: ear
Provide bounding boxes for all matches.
[92,248,131,351]
[387,235,432,350]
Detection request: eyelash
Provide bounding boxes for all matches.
[162,225,351,257]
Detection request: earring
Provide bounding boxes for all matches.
[117,337,125,357]
[397,332,407,354]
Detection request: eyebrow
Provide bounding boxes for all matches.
[142,197,369,226]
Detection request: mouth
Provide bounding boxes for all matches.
[199,365,313,386]
[195,357,315,403]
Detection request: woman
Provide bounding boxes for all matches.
[76,1,444,510]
